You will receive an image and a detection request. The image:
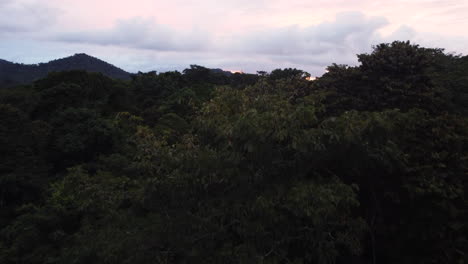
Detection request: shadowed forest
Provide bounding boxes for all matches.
[0,41,467,263]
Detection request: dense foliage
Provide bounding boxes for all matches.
[0,41,467,263]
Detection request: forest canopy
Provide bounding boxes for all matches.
[0,41,467,264]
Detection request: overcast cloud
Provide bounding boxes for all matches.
[1,0,467,75]
[56,17,212,52]
[0,0,59,34]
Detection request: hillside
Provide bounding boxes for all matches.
[0,53,131,86]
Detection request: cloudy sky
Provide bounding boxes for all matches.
[1,0,467,75]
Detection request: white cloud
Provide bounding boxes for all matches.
[52,12,388,64]
[226,12,388,56]
[0,0,59,33]
[56,17,211,52]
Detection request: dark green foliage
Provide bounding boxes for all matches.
[1,41,467,264]
[33,71,131,119]
[0,105,48,228]
[269,68,310,81]
[314,41,449,114]
[47,108,118,169]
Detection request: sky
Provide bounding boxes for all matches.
[0,0,467,75]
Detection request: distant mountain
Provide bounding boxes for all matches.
[0,54,131,86]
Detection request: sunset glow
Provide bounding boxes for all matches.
[228,70,244,74]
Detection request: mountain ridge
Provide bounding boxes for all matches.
[0,53,131,86]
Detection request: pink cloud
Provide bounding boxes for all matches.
[37,0,467,39]
[1,0,467,75]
